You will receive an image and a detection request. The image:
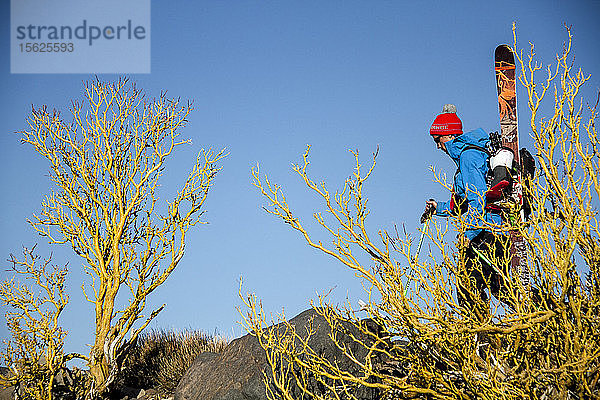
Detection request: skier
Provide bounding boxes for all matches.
[423,104,510,317]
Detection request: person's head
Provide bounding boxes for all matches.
[432,134,455,151]
[430,104,463,152]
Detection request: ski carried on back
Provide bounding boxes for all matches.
[494,44,530,291]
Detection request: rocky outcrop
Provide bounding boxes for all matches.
[0,367,14,400]
[174,309,381,400]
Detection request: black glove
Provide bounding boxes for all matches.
[421,199,437,223]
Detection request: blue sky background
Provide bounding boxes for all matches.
[1,1,599,361]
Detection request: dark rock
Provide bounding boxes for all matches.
[0,384,13,400]
[175,308,381,400]
[190,351,218,368]
[54,369,73,388]
[175,330,266,400]
[116,385,141,400]
[54,367,89,400]
[0,367,14,400]
[0,366,91,400]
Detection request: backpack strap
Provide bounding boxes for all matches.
[461,144,491,157]
[453,144,490,177]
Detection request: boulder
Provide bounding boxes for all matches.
[174,309,381,400]
[174,325,270,400]
[0,367,14,400]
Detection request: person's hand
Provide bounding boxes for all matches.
[421,199,437,223]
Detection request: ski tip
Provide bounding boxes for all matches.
[495,44,515,67]
[495,44,514,57]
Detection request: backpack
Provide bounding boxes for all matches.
[459,131,535,217]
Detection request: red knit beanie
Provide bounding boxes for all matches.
[429,104,463,136]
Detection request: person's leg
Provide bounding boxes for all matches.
[457,233,492,320]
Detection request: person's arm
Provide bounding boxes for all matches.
[435,199,452,216]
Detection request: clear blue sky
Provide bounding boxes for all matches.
[1,1,599,360]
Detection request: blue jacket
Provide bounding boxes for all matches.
[435,128,502,241]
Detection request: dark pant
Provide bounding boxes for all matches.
[457,231,511,310]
